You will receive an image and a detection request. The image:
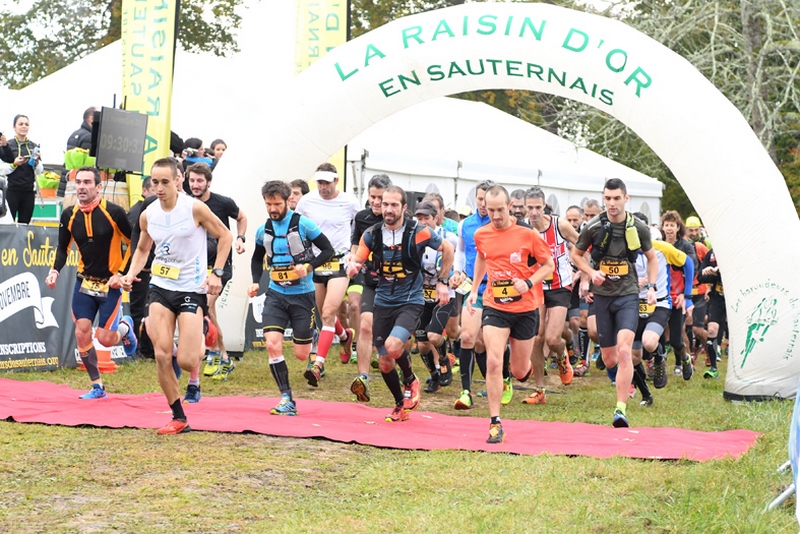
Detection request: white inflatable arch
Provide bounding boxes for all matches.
[216,2,800,400]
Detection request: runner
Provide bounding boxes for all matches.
[347,185,454,422]
[288,179,309,210]
[571,178,657,428]
[468,185,554,443]
[697,247,725,379]
[187,162,248,380]
[295,163,360,385]
[120,157,232,434]
[349,174,391,402]
[248,180,334,415]
[412,200,459,393]
[509,189,527,222]
[685,215,710,364]
[523,187,580,405]
[46,167,137,399]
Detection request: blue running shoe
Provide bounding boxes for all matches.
[79,384,107,400]
[612,409,629,428]
[120,315,138,356]
[270,395,297,416]
[183,384,202,404]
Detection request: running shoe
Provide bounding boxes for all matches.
[612,409,629,428]
[522,388,546,405]
[487,423,505,444]
[270,395,298,416]
[653,360,667,389]
[370,356,380,370]
[339,328,355,364]
[212,359,235,381]
[476,390,487,398]
[573,363,590,377]
[304,363,322,387]
[120,315,138,356]
[703,368,719,380]
[639,396,654,407]
[423,374,441,394]
[501,377,513,405]
[548,357,558,370]
[157,419,191,434]
[350,375,370,402]
[673,365,682,376]
[183,384,202,404]
[403,376,421,412]
[557,355,573,385]
[681,357,693,381]
[567,344,577,366]
[454,389,473,410]
[628,383,636,399]
[79,384,107,400]
[385,403,409,422]
[203,316,218,348]
[438,356,453,387]
[203,351,221,377]
[595,351,606,371]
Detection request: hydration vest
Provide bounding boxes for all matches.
[262,212,315,266]
[370,217,422,292]
[589,211,640,264]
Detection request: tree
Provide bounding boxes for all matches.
[0,0,242,89]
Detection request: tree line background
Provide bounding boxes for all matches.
[1,0,798,216]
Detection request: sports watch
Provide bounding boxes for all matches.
[211,268,225,278]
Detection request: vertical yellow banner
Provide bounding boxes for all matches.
[295,0,348,190]
[120,0,179,202]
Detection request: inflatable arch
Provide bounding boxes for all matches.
[215,2,800,400]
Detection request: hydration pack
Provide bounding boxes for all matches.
[590,211,640,264]
[262,212,315,266]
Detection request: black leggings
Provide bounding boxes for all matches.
[6,189,35,224]
[665,306,686,352]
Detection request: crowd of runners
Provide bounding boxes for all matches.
[47,156,726,442]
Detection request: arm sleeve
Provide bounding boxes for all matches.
[251,244,266,283]
[454,221,466,272]
[682,258,694,297]
[309,232,334,269]
[52,210,73,272]
[354,230,373,263]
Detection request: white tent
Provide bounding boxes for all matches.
[346,97,663,218]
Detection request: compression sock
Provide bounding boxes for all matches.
[381,367,404,405]
[706,339,718,369]
[459,347,475,391]
[502,344,511,380]
[334,316,345,337]
[170,398,186,421]
[633,363,651,399]
[566,340,575,364]
[420,349,437,375]
[269,356,292,397]
[578,327,589,364]
[316,325,335,361]
[475,350,488,379]
[653,343,665,365]
[79,345,100,381]
[396,350,414,383]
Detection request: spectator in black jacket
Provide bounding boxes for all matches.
[0,114,42,223]
[58,107,97,198]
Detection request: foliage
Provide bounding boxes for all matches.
[0,0,242,90]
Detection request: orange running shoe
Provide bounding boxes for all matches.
[522,388,546,405]
[157,419,191,435]
[557,354,573,385]
[403,376,421,412]
[385,404,409,422]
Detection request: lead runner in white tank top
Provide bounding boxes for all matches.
[145,193,208,293]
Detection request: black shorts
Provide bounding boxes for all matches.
[544,287,572,309]
[312,259,347,285]
[691,295,707,326]
[633,306,670,349]
[148,285,208,316]
[708,294,727,325]
[415,299,456,342]
[373,304,423,352]
[481,306,539,341]
[593,293,639,348]
[360,284,376,314]
[262,289,317,345]
[449,293,463,317]
[568,284,581,318]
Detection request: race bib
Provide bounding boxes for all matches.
[152,263,179,280]
[491,280,521,304]
[455,277,473,295]
[315,259,340,274]
[381,261,406,281]
[599,259,628,276]
[638,299,656,318]
[423,284,437,303]
[715,282,724,295]
[691,285,699,295]
[79,278,109,298]
[271,265,300,286]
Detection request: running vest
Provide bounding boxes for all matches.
[371,217,422,291]
[589,211,640,264]
[261,212,315,267]
[146,194,208,293]
[539,215,572,290]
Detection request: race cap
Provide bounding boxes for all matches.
[457,204,473,216]
[414,201,438,217]
[685,216,702,228]
[650,226,663,241]
[314,171,338,183]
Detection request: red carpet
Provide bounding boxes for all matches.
[0,378,758,461]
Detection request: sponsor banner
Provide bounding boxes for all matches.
[0,225,135,371]
[120,0,179,202]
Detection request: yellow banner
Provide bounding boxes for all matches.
[120,0,179,203]
[295,0,348,190]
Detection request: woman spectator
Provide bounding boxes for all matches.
[209,139,226,170]
[0,115,43,224]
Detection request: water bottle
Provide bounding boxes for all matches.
[28,147,39,167]
[287,231,305,257]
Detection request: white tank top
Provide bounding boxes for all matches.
[146,194,208,293]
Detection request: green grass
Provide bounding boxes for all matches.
[0,347,797,533]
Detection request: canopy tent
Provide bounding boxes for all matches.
[346,96,663,218]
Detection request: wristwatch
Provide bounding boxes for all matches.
[211,268,225,278]
[237,235,246,243]
[524,279,533,289]
[437,277,449,285]
[644,283,657,291]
